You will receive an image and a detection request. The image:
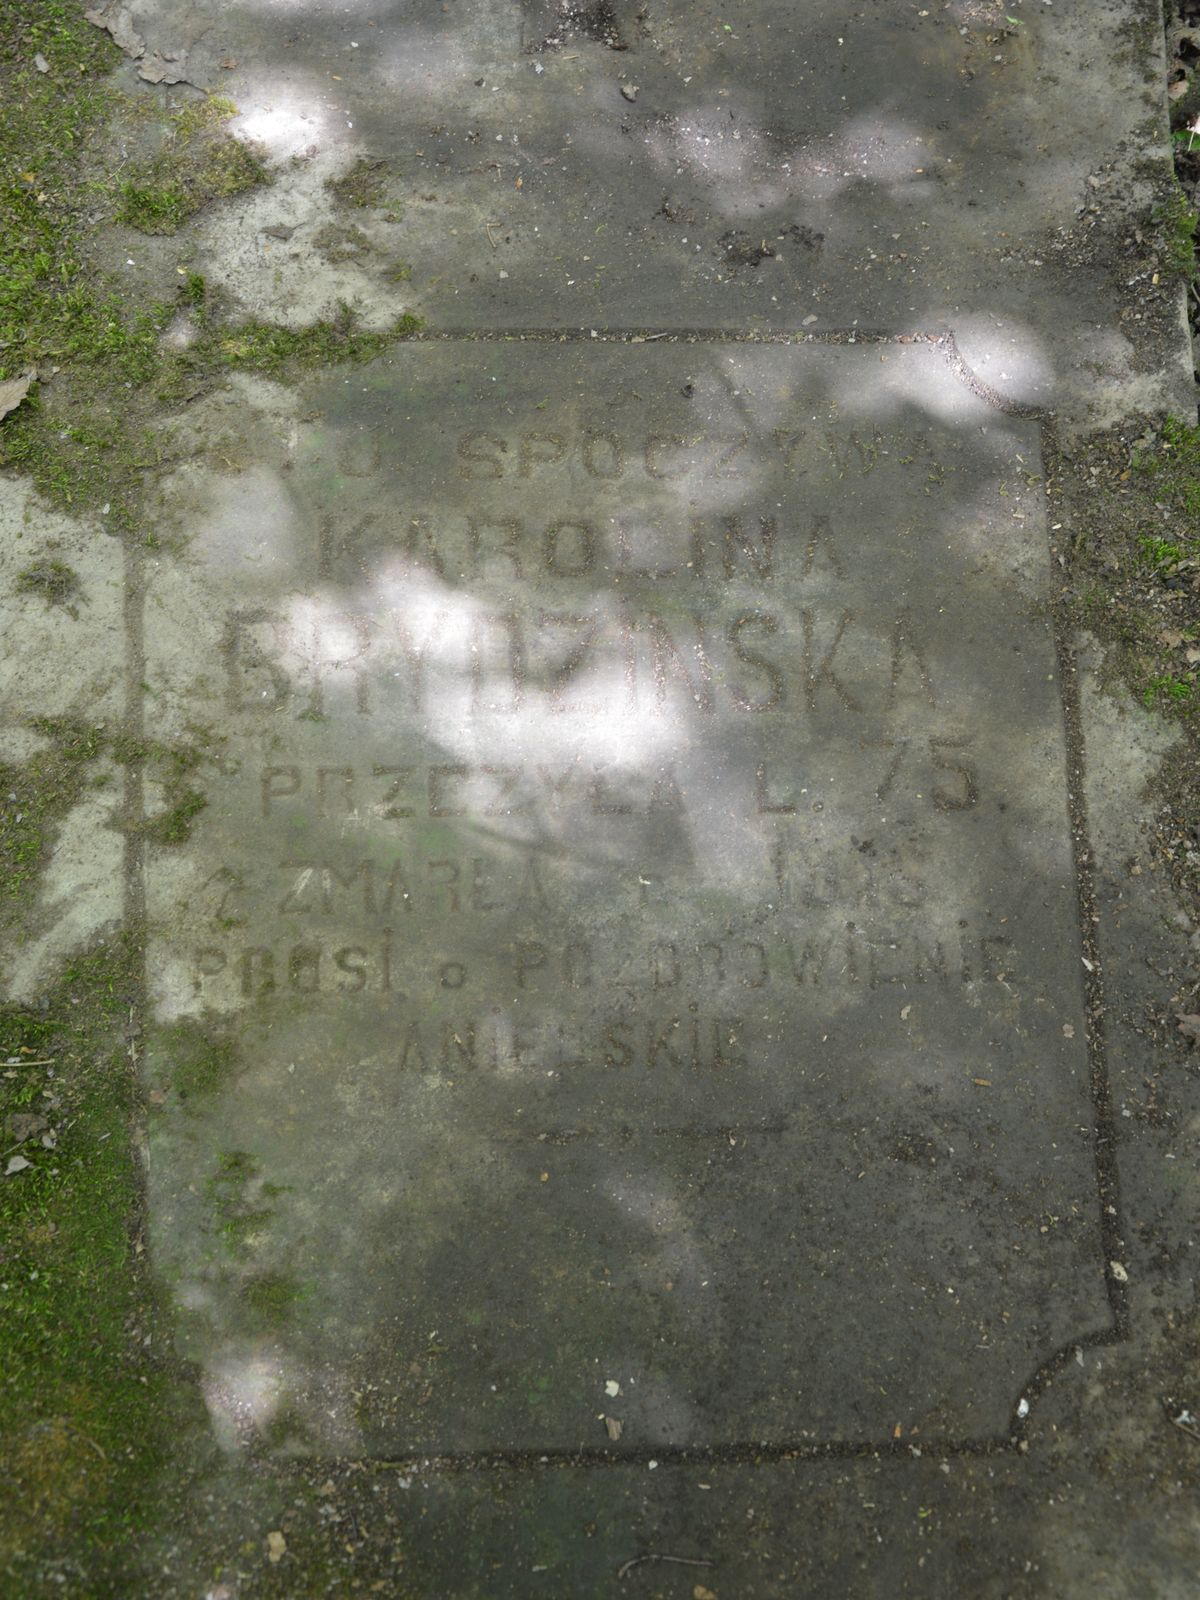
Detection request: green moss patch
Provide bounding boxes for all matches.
[117,101,269,236]
[314,220,373,264]
[1151,182,1198,279]
[0,935,206,1583]
[325,155,393,209]
[1134,414,1200,518]
[0,718,221,944]
[240,1270,308,1330]
[1054,415,1200,801]
[0,7,420,537]
[142,787,207,845]
[14,556,81,609]
[0,0,182,529]
[0,718,107,932]
[198,305,422,378]
[0,8,133,378]
[205,1150,281,1258]
[0,10,425,1586]
[131,735,213,845]
[154,1019,238,1106]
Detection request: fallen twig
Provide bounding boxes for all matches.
[617,1553,714,1580]
[30,1418,109,1462]
[1161,1399,1200,1443]
[64,1423,109,1462]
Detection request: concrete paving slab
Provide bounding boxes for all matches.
[104,0,1195,422]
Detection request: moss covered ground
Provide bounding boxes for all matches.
[0,933,208,1587]
[0,3,420,533]
[0,4,422,1587]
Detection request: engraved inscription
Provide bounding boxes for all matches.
[146,343,1106,1454]
[222,598,959,721]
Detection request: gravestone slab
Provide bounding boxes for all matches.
[141,336,1112,1455]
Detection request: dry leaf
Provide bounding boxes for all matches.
[694,1588,717,1600]
[266,1530,286,1562]
[1176,1013,1200,1047]
[604,1415,623,1440]
[0,372,33,421]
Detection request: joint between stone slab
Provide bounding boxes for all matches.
[121,531,147,931]
[406,327,1042,417]
[121,529,149,1122]
[1051,619,1131,1343]
[259,1434,1022,1476]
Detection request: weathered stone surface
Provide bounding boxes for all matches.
[0,488,126,998]
[142,338,1110,1453]
[123,0,1195,424]
[4,0,1198,1591]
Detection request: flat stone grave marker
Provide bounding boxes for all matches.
[142,334,1111,1456]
